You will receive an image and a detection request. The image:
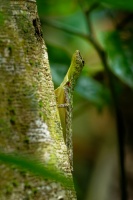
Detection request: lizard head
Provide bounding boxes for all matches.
[68,50,84,83]
[60,50,85,88]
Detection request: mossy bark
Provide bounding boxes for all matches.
[0,0,76,199]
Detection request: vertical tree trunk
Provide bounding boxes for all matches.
[0,0,76,199]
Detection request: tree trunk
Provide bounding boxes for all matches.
[0,0,76,199]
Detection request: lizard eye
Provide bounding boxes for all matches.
[82,60,85,66]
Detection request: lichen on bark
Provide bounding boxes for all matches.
[0,0,76,199]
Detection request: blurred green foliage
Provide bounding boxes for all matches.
[36,0,133,199]
[99,0,133,11]
[0,151,74,188]
[37,0,133,106]
[103,31,133,88]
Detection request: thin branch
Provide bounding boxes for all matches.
[83,7,128,200]
[41,19,104,55]
[101,51,128,200]
[84,2,100,35]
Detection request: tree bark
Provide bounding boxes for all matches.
[0,0,76,199]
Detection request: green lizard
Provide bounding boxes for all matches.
[55,50,84,170]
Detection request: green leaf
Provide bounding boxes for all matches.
[98,0,133,11]
[0,151,74,189]
[103,31,133,88]
[76,77,111,107]
[85,0,133,11]
[37,0,79,16]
